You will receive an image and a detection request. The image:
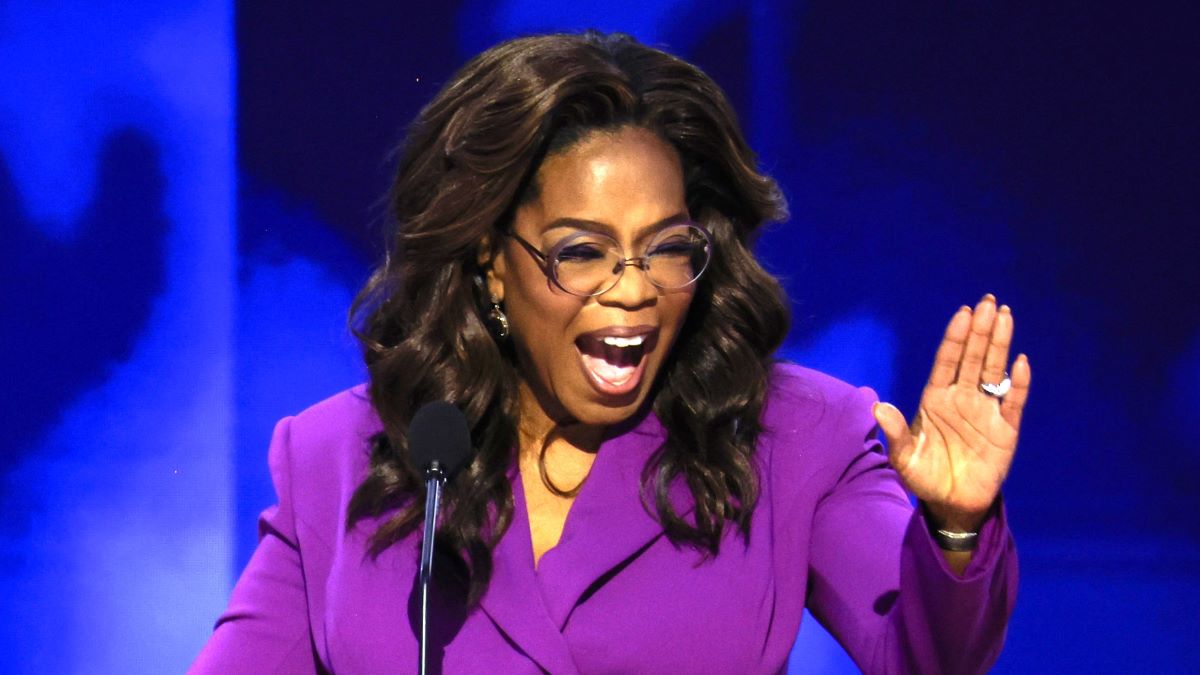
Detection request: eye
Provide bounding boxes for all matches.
[556,243,608,262]
[649,236,703,257]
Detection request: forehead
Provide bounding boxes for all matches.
[525,126,687,234]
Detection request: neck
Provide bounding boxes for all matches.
[515,379,604,461]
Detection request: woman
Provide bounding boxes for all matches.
[194,31,1028,673]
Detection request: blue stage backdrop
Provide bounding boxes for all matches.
[2,1,1197,672]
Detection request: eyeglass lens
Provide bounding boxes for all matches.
[551,223,711,297]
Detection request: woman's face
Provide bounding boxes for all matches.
[488,126,696,432]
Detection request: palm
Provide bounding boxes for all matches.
[874,295,1031,529]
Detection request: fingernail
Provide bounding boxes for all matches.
[982,293,996,303]
[999,304,1011,313]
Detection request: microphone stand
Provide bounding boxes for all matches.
[418,460,446,675]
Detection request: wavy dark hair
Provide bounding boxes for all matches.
[347,31,789,605]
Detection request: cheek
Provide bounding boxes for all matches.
[512,305,572,348]
[505,271,580,360]
[664,290,697,333]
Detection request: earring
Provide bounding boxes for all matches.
[486,299,510,340]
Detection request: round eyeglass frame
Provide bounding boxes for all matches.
[505,222,714,298]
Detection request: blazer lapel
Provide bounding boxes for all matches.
[534,410,695,630]
[479,468,581,674]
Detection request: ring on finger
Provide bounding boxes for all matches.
[979,373,1011,398]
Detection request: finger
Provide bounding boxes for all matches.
[957,294,997,387]
[981,304,1013,386]
[873,402,917,473]
[1000,353,1032,429]
[927,306,972,388]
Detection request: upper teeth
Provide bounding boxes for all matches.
[602,335,645,348]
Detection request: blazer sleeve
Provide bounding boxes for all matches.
[805,385,1018,675]
[190,416,319,673]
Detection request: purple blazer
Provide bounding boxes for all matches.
[192,364,1017,673]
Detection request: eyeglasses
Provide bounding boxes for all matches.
[506,222,713,298]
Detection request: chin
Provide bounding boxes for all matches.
[568,396,648,428]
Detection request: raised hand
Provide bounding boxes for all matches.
[872,294,1032,532]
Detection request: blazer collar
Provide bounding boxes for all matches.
[478,496,578,673]
[479,409,695,667]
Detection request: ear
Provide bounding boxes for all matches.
[477,235,506,303]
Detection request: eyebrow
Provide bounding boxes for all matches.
[541,212,692,239]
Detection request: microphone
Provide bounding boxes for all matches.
[408,401,472,675]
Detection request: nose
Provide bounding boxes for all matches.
[598,258,657,307]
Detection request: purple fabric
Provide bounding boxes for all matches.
[191,363,1017,673]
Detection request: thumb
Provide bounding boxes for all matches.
[873,402,916,469]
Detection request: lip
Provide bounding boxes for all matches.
[576,324,658,340]
[574,325,659,397]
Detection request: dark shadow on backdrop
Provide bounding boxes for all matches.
[0,129,169,510]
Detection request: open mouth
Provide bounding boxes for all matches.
[574,329,657,396]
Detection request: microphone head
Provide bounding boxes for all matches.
[408,401,472,476]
